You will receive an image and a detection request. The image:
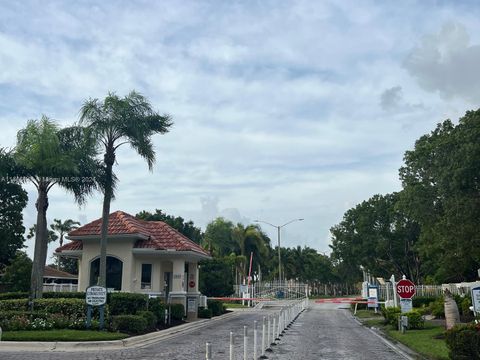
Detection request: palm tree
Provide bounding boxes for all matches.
[232,224,269,282]
[79,91,172,287]
[51,219,81,247]
[27,224,58,243]
[14,117,98,299]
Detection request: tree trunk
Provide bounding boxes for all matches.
[30,184,49,299]
[444,289,460,330]
[98,150,114,288]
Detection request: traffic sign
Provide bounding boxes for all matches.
[396,279,416,299]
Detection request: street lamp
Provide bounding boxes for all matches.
[254,218,304,282]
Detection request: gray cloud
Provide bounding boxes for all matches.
[404,22,480,103]
[380,86,424,112]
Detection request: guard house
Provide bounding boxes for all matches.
[55,211,211,320]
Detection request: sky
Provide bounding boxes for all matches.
[1,0,480,262]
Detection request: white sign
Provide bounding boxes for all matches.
[86,286,107,306]
[187,297,197,313]
[368,287,378,298]
[400,298,413,313]
[471,287,480,313]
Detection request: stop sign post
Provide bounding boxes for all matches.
[396,279,416,299]
[396,278,416,314]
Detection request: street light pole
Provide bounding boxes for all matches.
[254,218,304,283]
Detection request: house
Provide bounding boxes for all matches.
[55,211,211,320]
[43,266,78,284]
[43,266,78,292]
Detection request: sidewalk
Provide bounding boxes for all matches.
[0,310,243,352]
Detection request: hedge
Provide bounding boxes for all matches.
[381,306,401,326]
[169,303,185,320]
[404,309,425,329]
[207,300,225,317]
[148,297,166,325]
[0,310,84,331]
[445,323,480,360]
[198,307,212,319]
[108,293,148,315]
[111,315,147,334]
[137,310,157,330]
[412,296,437,308]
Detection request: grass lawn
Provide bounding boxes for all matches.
[387,324,449,360]
[2,329,129,342]
[223,303,249,309]
[354,309,383,319]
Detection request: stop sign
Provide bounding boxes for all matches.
[396,279,416,299]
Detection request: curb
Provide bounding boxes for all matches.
[351,315,415,360]
[0,310,243,352]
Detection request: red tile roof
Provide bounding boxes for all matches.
[56,211,210,257]
[43,266,78,279]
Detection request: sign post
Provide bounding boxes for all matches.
[396,278,416,315]
[85,286,107,329]
[367,285,379,312]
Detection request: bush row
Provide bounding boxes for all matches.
[445,323,480,359]
[381,306,424,329]
[0,293,186,334]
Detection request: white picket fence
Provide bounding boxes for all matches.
[42,283,78,292]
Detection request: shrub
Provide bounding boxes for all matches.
[148,297,166,325]
[429,296,445,318]
[111,315,147,334]
[381,306,401,327]
[169,303,185,320]
[44,292,85,299]
[108,293,148,315]
[33,298,86,317]
[445,323,480,360]
[412,296,438,308]
[405,309,425,329]
[0,299,29,312]
[137,310,157,330]
[0,292,29,301]
[207,300,225,317]
[198,307,212,319]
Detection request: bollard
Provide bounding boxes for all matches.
[261,316,267,358]
[266,315,272,352]
[254,320,258,360]
[0,326,2,341]
[271,316,277,345]
[230,331,234,360]
[279,311,284,336]
[243,326,248,360]
[206,342,212,360]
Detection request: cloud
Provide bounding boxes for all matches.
[1,1,479,260]
[379,86,424,112]
[404,22,480,103]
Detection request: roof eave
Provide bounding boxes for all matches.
[55,250,83,257]
[132,249,211,260]
[67,233,149,241]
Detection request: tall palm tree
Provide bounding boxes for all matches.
[79,91,172,287]
[232,224,269,281]
[14,117,99,299]
[51,219,81,247]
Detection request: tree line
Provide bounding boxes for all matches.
[330,109,480,284]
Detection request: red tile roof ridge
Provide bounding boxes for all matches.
[64,211,210,257]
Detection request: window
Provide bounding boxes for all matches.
[141,264,152,289]
[90,256,123,291]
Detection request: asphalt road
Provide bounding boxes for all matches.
[0,301,409,360]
